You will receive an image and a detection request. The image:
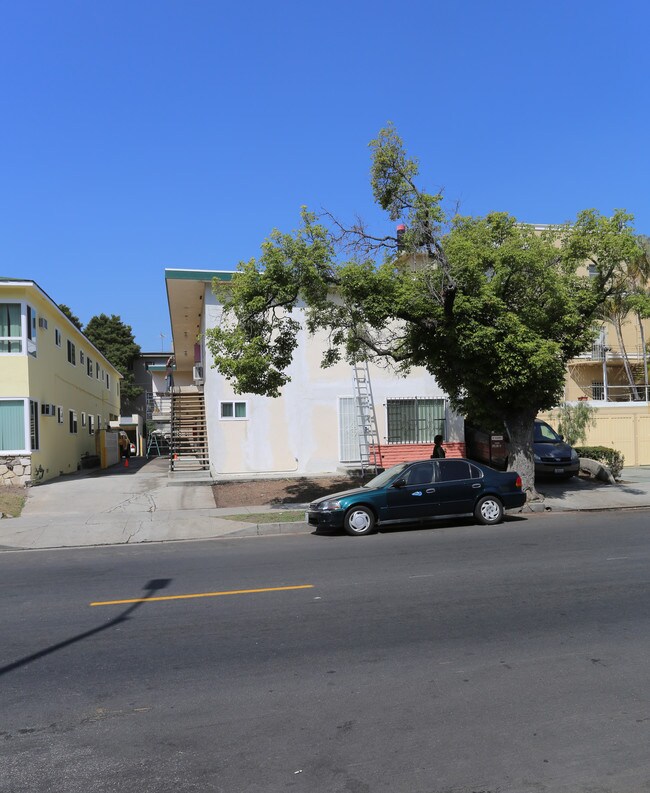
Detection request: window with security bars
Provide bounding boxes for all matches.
[591,381,604,400]
[386,398,446,444]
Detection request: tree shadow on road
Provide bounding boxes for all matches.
[0,578,172,677]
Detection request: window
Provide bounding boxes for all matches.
[106,373,110,390]
[69,410,78,434]
[386,398,445,444]
[81,412,86,427]
[220,401,247,420]
[30,400,39,450]
[97,415,102,431]
[0,303,22,353]
[55,329,62,346]
[57,406,64,424]
[67,340,76,365]
[437,460,471,482]
[87,357,93,377]
[403,462,434,485]
[26,305,37,354]
[592,381,604,400]
[88,414,95,435]
[0,400,26,451]
[96,362,100,379]
[80,351,85,365]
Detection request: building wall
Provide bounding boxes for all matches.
[0,282,122,484]
[542,404,650,466]
[201,288,464,478]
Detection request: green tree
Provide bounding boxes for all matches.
[205,125,642,495]
[58,303,83,331]
[84,313,142,412]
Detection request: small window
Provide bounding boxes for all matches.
[469,464,483,480]
[96,362,100,379]
[106,373,110,390]
[67,340,76,365]
[27,305,36,341]
[81,412,86,427]
[57,406,64,424]
[88,414,95,435]
[55,329,62,346]
[30,400,39,450]
[80,351,85,365]
[97,415,102,431]
[69,410,78,434]
[87,357,93,377]
[220,401,247,420]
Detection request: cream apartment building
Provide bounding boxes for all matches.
[0,278,122,484]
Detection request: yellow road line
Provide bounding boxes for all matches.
[90,584,314,607]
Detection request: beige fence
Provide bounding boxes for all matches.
[543,409,650,467]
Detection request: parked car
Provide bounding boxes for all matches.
[465,419,579,479]
[307,458,526,536]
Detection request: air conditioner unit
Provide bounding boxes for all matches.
[38,317,48,329]
[193,365,204,382]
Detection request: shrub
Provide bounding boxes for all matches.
[552,402,597,446]
[574,446,625,479]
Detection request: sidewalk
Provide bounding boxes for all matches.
[1,457,650,551]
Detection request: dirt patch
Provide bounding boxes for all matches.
[0,486,26,518]
[212,475,365,508]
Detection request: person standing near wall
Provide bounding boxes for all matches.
[431,434,446,459]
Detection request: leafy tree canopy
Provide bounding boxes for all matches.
[84,313,142,412]
[205,124,643,493]
[58,303,83,331]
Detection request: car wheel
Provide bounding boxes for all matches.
[344,506,376,536]
[474,495,504,525]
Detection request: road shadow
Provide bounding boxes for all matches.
[0,578,172,677]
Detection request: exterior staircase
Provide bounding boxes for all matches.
[170,390,210,472]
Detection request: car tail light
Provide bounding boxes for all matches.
[515,475,522,489]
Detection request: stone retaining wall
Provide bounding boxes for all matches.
[0,456,32,487]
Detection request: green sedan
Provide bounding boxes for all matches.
[307,458,526,536]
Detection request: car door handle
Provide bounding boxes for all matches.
[472,483,482,488]
[426,488,436,493]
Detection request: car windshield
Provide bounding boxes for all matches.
[364,462,410,489]
[534,422,562,443]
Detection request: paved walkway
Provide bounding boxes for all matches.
[1,457,650,551]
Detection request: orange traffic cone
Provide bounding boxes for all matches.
[124,457,129,467]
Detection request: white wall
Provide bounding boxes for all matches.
[202,288,462,477]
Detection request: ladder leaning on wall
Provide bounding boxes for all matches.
[352,359,381,477]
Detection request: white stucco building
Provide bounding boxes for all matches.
[165,269,465,478]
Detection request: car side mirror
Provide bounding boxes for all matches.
[559,434,564,441]
[392,478,407,489]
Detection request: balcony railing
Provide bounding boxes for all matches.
[146,393,172,420]
[579,384,650,402]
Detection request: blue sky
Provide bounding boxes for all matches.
[2,0,649,351]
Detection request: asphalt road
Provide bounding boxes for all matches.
[2,510,650,793]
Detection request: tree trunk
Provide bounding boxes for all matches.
[503,408,538,499]
[613,318,641,400]
[637,311,648,401]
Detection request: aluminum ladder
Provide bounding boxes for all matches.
[352,360,381,477]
